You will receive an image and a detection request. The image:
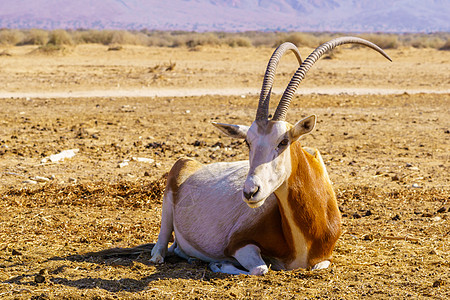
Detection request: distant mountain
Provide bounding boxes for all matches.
[0,0,448,32]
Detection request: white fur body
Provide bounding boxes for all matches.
[172,161,297,266]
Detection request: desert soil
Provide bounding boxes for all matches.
[0,44,449,299]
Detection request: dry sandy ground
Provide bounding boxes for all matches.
[0,44,449,299]
[1,44,449,94]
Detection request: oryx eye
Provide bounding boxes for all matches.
[278,138,289,148]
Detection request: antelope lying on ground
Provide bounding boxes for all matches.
[150,37,391,275]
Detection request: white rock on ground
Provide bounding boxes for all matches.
[30,176,50,182]
[41,149,79,163]
[131,157,155,163]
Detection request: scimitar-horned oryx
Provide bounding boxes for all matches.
[150,37,391,275]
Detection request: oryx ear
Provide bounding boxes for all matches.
[212,122,249,139]
[289,115,316,140]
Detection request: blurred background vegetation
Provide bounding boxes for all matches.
[0,28,448,50]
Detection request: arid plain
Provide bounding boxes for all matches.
[0,43,449,299]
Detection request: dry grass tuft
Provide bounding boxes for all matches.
[48,29,74,46]
[30,43,69,55]
[22,29,49,45]
[0,50,12,56]
[323,48,341,59]
[73,29,115,45]
[274,32,319,48]
[439,40,450,50]
[357,33,399,49]
[0,29,25,45]
[0,29,448,50]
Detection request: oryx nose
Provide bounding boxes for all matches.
[243,176,261,200]
[243,186,260,200]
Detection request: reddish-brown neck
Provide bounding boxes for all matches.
[277,141,341,267]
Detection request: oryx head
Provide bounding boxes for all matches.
[214,37,391,208]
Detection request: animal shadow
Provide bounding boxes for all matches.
[44,243,228,293]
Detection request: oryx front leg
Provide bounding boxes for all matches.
[209,245,268,275]
[234,244,269,275]
[234,244,268,275]
[150,193,174,264]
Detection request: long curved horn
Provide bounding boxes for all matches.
[272,37,392,121]
[256,42,302,120]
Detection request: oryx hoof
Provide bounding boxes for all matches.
[209,262,223,273]
[150,253,164,264]
[311,260,331,270]
[250,265,268,276]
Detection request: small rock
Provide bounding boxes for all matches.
[155,162,162,168]
[352,213,362,219]
[11,249,22,255]
[431,216,442,222]
[41,149,79,163]
[193,140,206,147]
[108,45,123,51]
[437,207,446,213]
[391,174,400,181]
[30,176,50,182]
[362,234,373,241]
[49,174,56,180]
[68,177,77,183]
[34,274,45,284]
[412,183,421,188]
[433,279,444,287]
[422,213,433,217]
[132,157,154,163]
[22,180,38,184]
[212,142,224,148]
[118,161,129,168]
[39,269,48,275]
[144,171,150,176]
[392,214,401,221]
[364,210,372,217]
